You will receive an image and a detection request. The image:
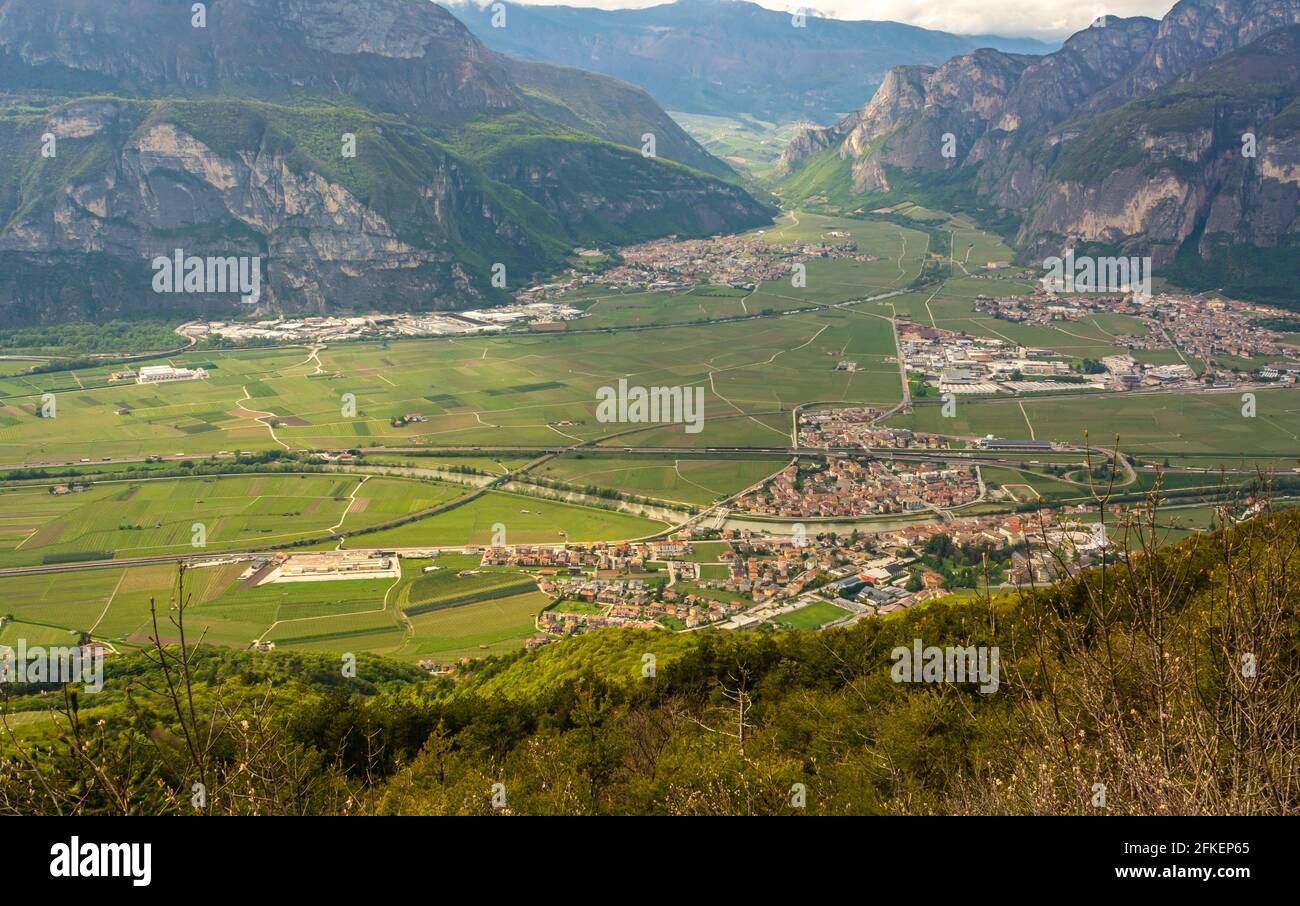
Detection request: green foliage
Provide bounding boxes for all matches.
[1168,231,1300,310]
[0,321,183,356]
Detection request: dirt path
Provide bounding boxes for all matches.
[329,475,369,533]
[237,386,291,450]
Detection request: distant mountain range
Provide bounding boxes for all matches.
[0,0,771,325]
[777,0,1300,304]
[445,0,1057,124]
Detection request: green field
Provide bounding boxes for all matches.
[394,591,545,662]
[394,560,538,616]
[0,553,545,660]
[773,600,850,630]
[7,209,1282,468]
[0,473,464,567]
[0,301,908,461]
[529,453,787,506]
[4,205,1299,666]
[888,389,1300,462]
[979,465,1090,503]
[679,540,733,563]
[672,112,811,178]
[343,489,669,548]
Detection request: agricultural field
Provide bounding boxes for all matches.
[887,389,1300,463]
[677,540,734,563]
[0,301,915,462]
[869,280,1156,364]
[529,453,788,506]
[0,559,286,649]
[563,286,752,329]
[355,453,534,475]
[393,558,538,616]
[979,466,1091,504]
[0,553,547,660]
[3,203,1297,666]
[342,489,669,548]
[671,112,811,178]
[393,590,546,662]
[0,473,465,567]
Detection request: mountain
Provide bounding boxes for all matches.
[444,0,1057,124]
[777,0,1300,305]
[0,0,770,325]
[499,56,733,178]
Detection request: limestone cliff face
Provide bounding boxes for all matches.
[972,17,1161,208]
[776,0,1300,293]
[0,0,521,116]
[850,50,1031,194]
[0,101,510,322]
[1017,22,1300,267]
[774,121,854,179]
[1105,0,1300,100]
[775,66,931,180]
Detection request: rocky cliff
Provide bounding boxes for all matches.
[777,0,1300,303]
[0,0,771,325]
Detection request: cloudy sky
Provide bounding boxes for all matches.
[479,0,1181,39]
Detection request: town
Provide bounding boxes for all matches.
[976,289,1300,376]
[733,457,982,517]
[518,232,876,300]
[476,507,1117,649]
[798,407,947,449]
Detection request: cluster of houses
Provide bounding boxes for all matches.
[519,233,877,300]
[538,570,745,636]
[1111,294,1293,363]
[735,458,980,518]
[455,503,1145,655]
[480,540,691,572]
[798,408,946,449]
[977,289,1300,372]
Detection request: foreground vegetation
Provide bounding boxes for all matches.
[2,493,1296,815]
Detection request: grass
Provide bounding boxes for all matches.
[1,305,904,460]
[341,489,668,547]
[773,600,850,630]
[888,389,1300,461]
[395,590,547,662]
[530,453,786,506]
[0,473,463,567]
[4,205,1300,664]
[0,554,543,661]
[680,541,733,563]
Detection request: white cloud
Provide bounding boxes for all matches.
[471,0,1180,39]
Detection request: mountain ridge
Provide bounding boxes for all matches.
[0,0,771,325]
[445,0,1057,124]
[776,0,1300,303]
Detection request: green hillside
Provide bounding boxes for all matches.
[3,501,1296,815]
